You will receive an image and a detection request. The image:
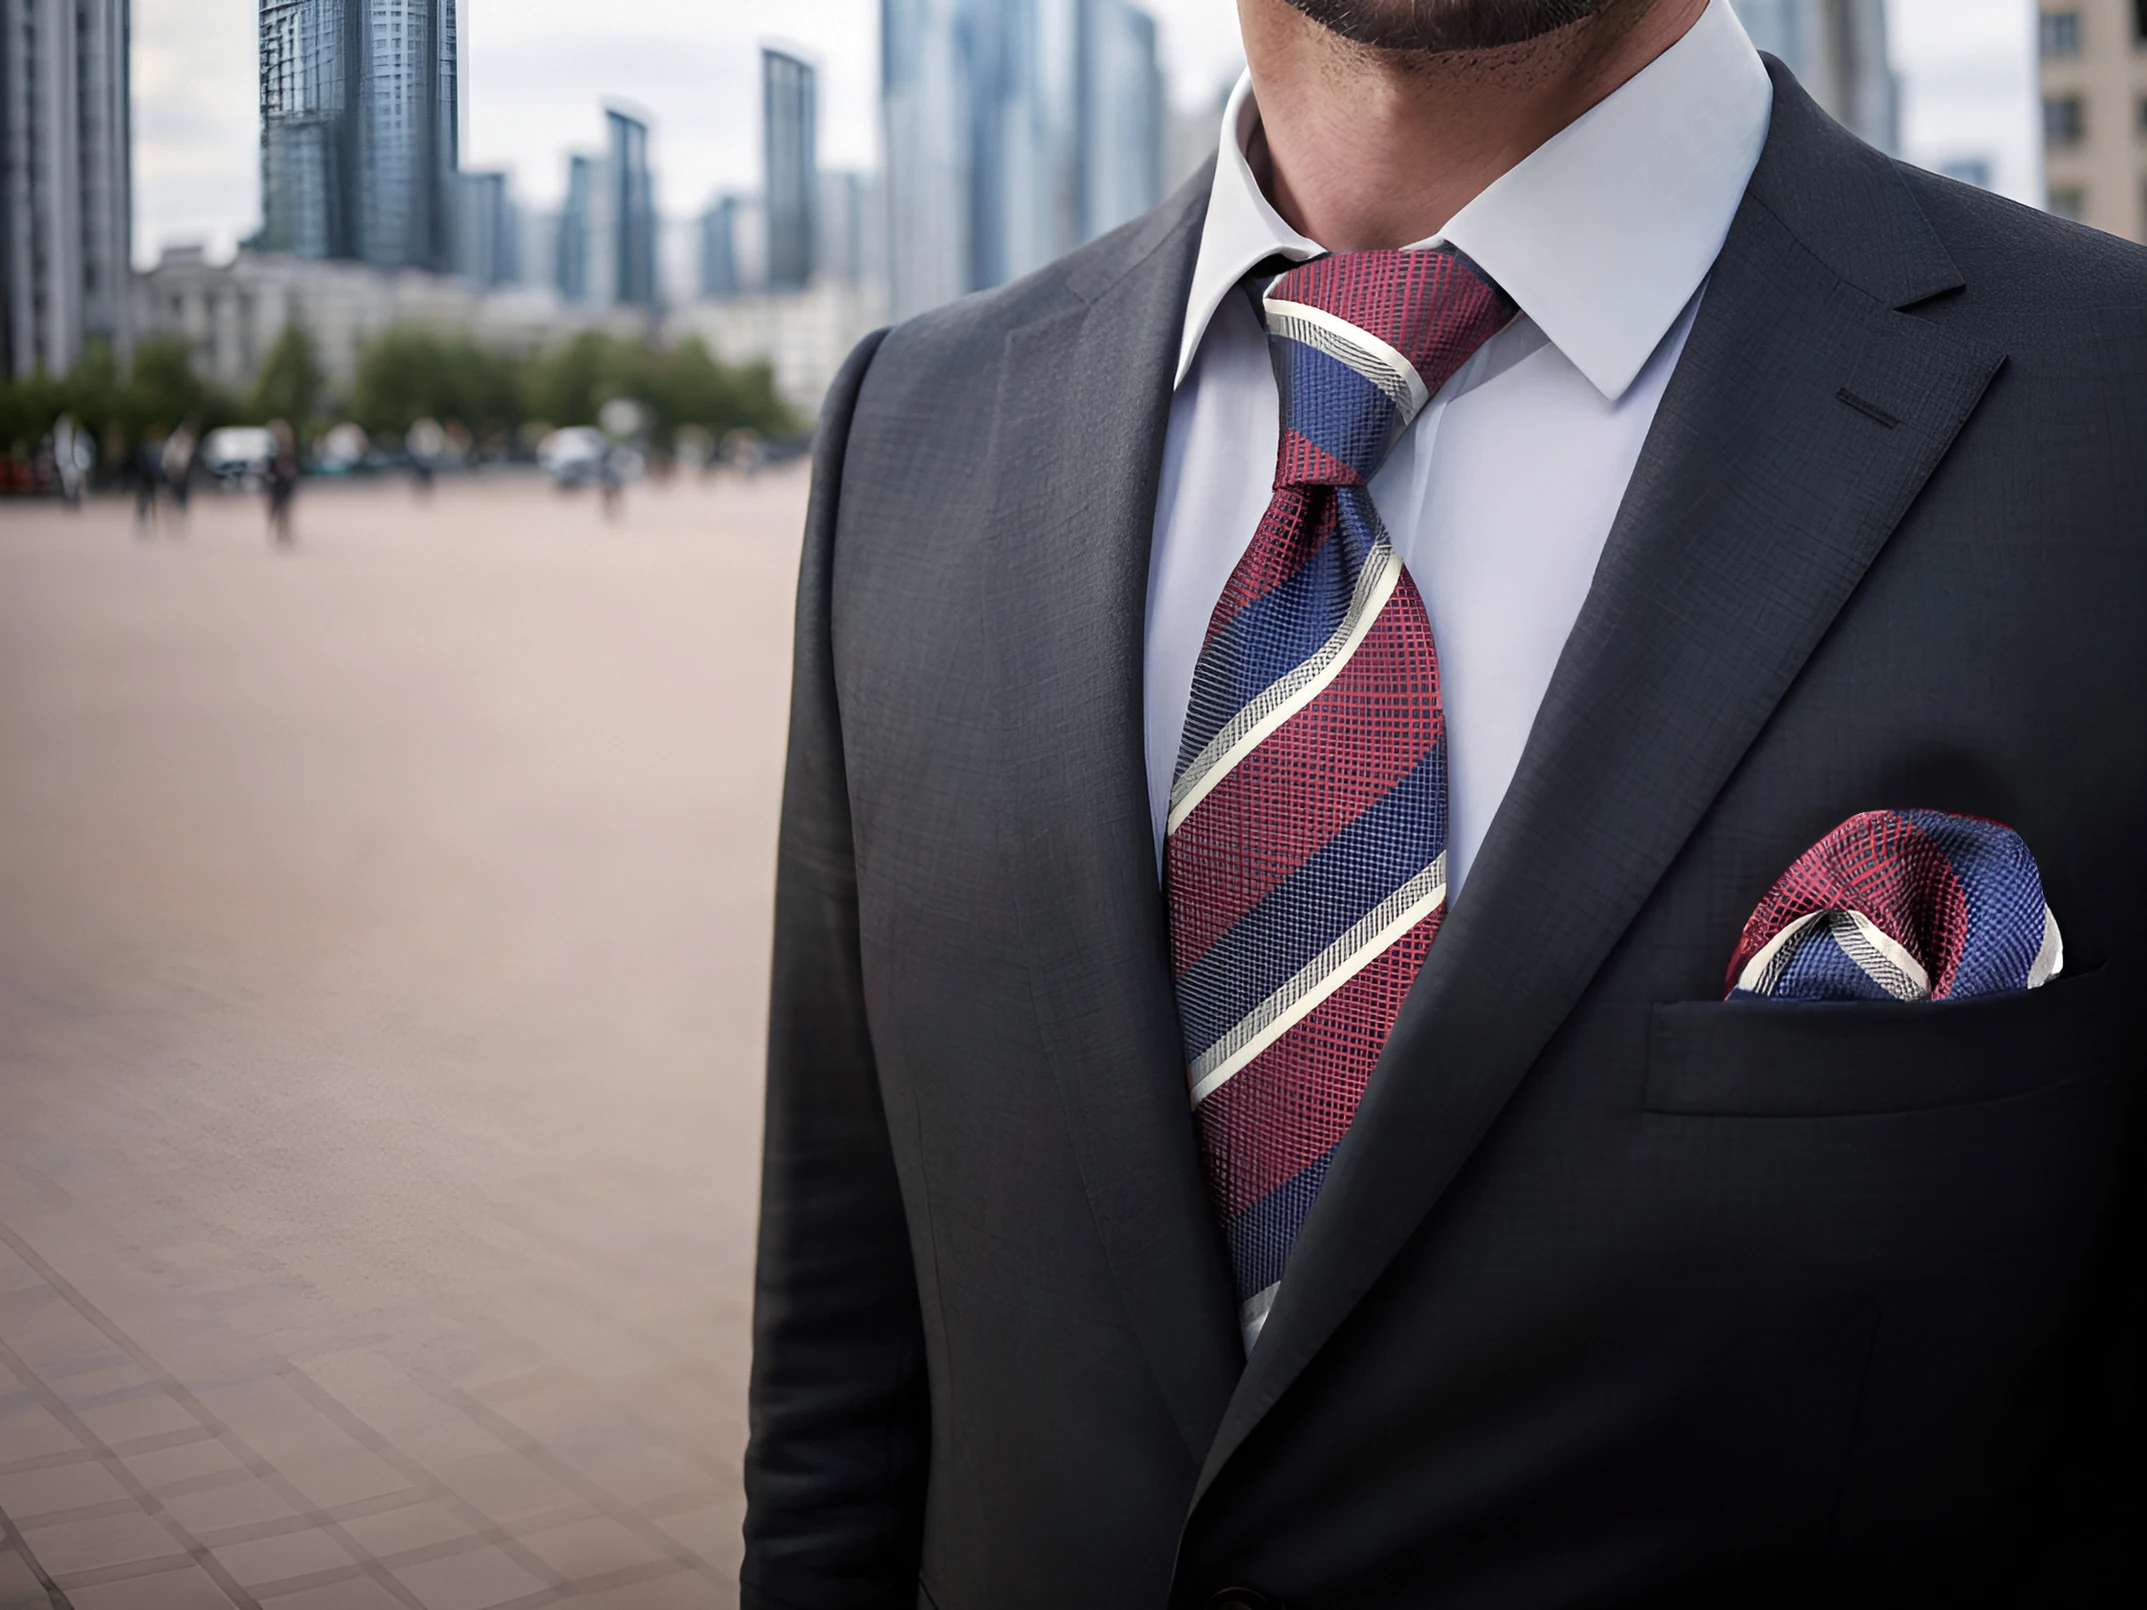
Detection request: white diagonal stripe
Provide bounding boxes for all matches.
[1167,540,1402,836]
[1733,910,1825,996]
[1829,909,1930,1001]
[1240,1283,1279,1352]
[1189,854,1446,1108]
[1263,298,1430,423]
[2028,904,2064,987]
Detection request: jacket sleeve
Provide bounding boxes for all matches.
[742,328,931,1610]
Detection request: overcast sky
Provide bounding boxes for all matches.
[133,0,2040,267]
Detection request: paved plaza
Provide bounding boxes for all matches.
[0,470,812,1608]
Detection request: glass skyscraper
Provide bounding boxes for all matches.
[258,0,458,272]
[763,49,817,291]
[556,109,657,308]
[1,0,134,379]
[881,0,1163,320]
[1728,0,1895,151]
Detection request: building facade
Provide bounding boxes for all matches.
[763,49,816,291]
[1728,0,1896,151]
[881,0,1163,320]
[2039,2,2147,239]
[259,1,458,272]
[554,109,657,309]
[1,0,132,379]
[452,168,517,286]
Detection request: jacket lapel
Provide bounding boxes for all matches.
[1196,74,2006,1500]
[986,172,1245,1463]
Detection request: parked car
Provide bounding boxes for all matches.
[537,426,640,489]
[200,426,277,491]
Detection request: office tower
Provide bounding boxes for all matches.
[1728,0,1895,151]
[882,0,1161,319]
[2039,2,2147,238]
[606,107,657,307]
[814,169,877,286]
[882,0,970,317]
[452,168,517,286]
[1078,0,1164,240]
[0,0,133,379]
[258,1,457,272]
[556,110,657,307]
[764,48,817,290]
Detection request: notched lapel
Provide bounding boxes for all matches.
[1194,84,2006,1502]
[984,192,1244,1463]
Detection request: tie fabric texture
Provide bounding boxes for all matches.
[1165,250,1517,1350]
[1726,809,2063,1001]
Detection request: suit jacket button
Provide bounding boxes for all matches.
[1210,1592,1274,1610]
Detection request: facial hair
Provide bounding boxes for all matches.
[1283,0,1627,52]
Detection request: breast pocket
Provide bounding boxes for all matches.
[1645,958,2134,1118]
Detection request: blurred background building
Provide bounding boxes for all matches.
[2038,2,2147,239]
[1728,0,1898,150]
[882,0,1166,320]
[1,0,135,379]
[258,0,459,272]
[763,48,816,291]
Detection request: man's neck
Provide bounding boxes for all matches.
[1240,0,1710,250]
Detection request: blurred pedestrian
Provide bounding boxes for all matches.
[134,429,166,532]
[161,423,197,520]
[598,442,624,520]
[266,419,300,548]
[407,418,445,499]
[52,415,91,509]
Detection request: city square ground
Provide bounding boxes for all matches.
[0,469,813,1609]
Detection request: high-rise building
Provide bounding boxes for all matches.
[258,1,458,272]
[556,109,657,308]
[763,49,817,290]
[452,168,517,286]
[2038,3,2147,239]
[605,106,657,307]
[1,0,133,379]
[1728,0,1896,151]
[1078,0,1164,241]
[881,0,1161,320]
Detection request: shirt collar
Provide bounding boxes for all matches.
[1175,0,1773,400]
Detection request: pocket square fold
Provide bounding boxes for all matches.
[1727,809,2062,1003]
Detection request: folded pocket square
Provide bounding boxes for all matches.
[1727,809,2063,1003]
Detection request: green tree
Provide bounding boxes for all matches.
[249,324,326,428]
[350,325,525,441]
[120,336,233,436]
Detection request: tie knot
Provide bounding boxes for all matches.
[1264,248,1517,489]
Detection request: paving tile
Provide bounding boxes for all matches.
[0,1547,49,1606]
[0,1401,87,1464]
[46,1367,156,1412]
[0,1455,130,1522]
[161,1475,301,1534]
[212,1526,362,1588]
[258,1576,410,1610]
[391,1544,549,1610]
[432,1453,580,1528]
[122,1436,249,1492]
[73,1392,202,1448]
[65,1562,240,1610]
[554,1570,725,1610]
[17,1507,177,1578]
[197,1378,365,1467]
[277,1450,415,1512]
[550,1441,712,1512]
[389,1417,510,1476]
[647,1506,736,1572]
[513,1518,670,1583]
[335,1500,482,1560]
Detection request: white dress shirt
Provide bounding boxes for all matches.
[1145,0,1773,895]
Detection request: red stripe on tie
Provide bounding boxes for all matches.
[1275,430,1364,490]
[1167,581,1442,977]
[1274,252,1513,394]
[1193,909,1441,1219]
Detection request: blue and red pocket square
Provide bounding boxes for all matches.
[1726,809,2063,1003]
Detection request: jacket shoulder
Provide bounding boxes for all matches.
[1895,163,2147,322]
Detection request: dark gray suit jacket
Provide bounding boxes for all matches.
[745,65,2147,1610]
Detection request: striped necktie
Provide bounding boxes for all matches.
[1166,249,1517,1351]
